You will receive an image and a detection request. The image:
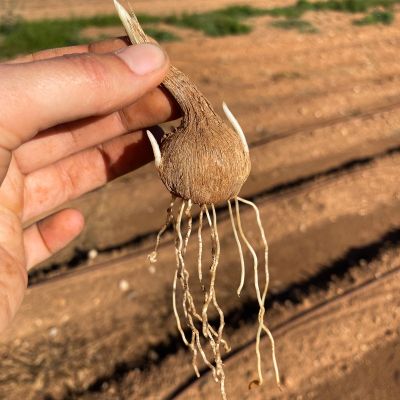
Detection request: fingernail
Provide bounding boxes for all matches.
[116,44,166,75]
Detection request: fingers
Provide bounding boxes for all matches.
[0,43,169,151]
[0,208,27,332]
[5,44,90,65]
[15,85,179,175]
[0,208,84,329]
[6,37,131,64]
[23,209,85,270]
[10,36,180,175]
[23,128,161,222]
[0,246,27,332]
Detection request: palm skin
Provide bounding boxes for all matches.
[0,37,178,332]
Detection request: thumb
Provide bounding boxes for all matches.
[0,43,168,154]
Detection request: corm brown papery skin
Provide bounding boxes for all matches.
[161,67,251,205]
[117,4,251,205]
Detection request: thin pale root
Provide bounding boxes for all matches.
[228,200,245,296]
[237,197,281,388]
[149,195,176,264]
[198,207,204,284]
[161,196,278,399]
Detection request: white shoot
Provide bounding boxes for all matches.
[222,102,249,153]
[113,0,141,44]
[146,130,162,168]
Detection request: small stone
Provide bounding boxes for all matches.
[88,249,99,260]
[49,327,58,337]
[336,287,344,295]
[119,279,130,292]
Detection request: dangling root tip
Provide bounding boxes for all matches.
[148,251,158,264]
[249,380,261,390]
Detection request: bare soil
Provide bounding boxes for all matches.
[2,2,400,400]
[7,0,293,20]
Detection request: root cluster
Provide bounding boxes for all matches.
[149,196,280,399]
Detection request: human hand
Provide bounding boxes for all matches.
[0,38,177,332]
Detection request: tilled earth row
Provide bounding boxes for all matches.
[1,3,400,400]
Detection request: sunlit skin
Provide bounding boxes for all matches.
[0,37,181,332]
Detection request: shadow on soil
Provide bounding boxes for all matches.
[29,143,400,287]
[59,224,400,399]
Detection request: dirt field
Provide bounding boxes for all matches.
[3,0,293,20]
[1,1,400,399]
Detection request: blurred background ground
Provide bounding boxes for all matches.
[1,1,400,399]
[1,0,293,20]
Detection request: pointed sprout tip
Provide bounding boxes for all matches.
[146,130,162,168]
[222,102,249,153]
[113,0,142,44]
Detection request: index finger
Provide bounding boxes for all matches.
[4,36,131,64]
[0,42,169,150]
